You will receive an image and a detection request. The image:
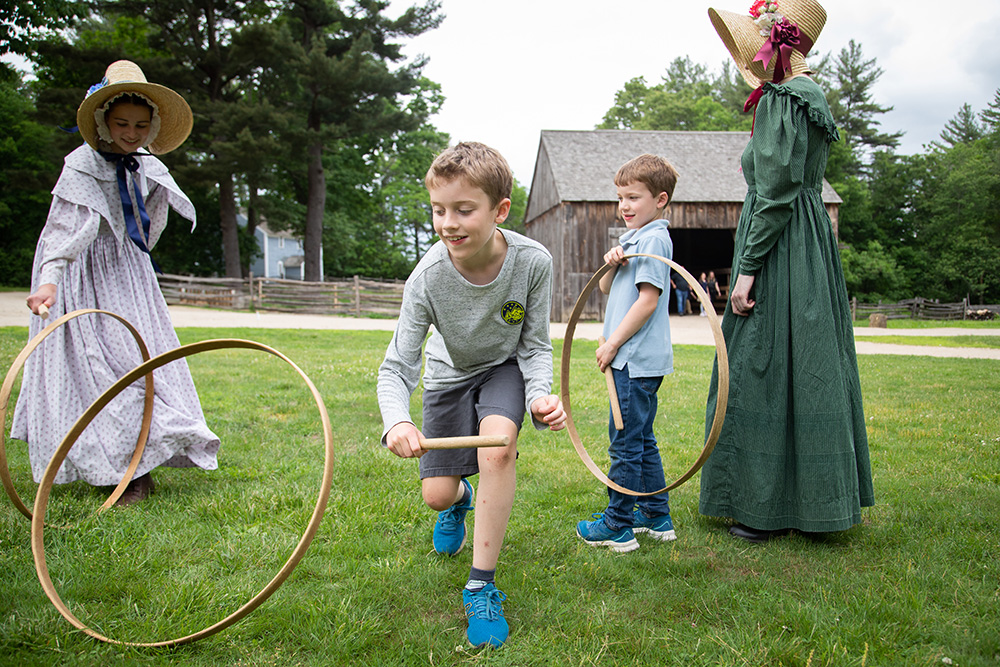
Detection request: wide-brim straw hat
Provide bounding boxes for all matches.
[709,0,826,89]
[76,60,192,155]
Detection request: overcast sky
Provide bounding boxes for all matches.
[388,0,1000,186]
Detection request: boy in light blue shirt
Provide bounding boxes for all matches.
[577,153,679,552]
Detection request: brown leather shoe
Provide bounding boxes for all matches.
[114,473,155,507]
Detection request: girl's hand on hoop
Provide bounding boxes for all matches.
[385,421,424,458]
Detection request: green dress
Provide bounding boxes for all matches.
[699,76,874,532]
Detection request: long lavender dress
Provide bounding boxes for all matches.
[11,144,219,486]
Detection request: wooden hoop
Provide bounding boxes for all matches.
[1,309,154,519]
[31,339,335,647]
[560,254,730,495]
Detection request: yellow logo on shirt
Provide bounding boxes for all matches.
[501,301,525,325]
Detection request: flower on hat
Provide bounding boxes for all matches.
[86,77,108,99]
[749,0,784,36]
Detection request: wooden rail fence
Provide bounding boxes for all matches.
[851,297,973,321]
[158,276,998,322]
[158,273,405,317]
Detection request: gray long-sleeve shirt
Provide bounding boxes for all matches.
[377,228,554,438]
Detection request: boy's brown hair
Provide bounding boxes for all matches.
[614,153,680,202]
[425,141,513,208]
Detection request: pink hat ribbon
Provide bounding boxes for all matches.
[752,19,813,83]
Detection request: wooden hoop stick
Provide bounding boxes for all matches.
[31,339,335,648]
[1,309,154,519]
[420,435,509,449]
[38,304,50,320]
[597,336,624,431]
[560,255,730,494]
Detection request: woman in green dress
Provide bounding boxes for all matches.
[700,0,874,543]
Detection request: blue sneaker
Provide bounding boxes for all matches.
[433,479,473,555]
[576,513,639,553]
[463,583,508,648]
[633,509,676,541]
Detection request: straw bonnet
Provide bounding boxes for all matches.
[76,60,193,155]
[709,0,826,89]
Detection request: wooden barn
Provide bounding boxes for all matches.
[524,129,842,322]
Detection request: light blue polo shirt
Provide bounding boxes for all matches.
[602,218,674,378]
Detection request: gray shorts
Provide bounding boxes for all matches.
[418,357,525,480]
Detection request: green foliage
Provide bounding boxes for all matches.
[0,0,89,56]
[506,177,529,234]
[598,58,753,132]
[12,2,454,282]
[912,141,1000,302]
[826,40,902,176]
[152,186,227,276]
[829,175,871,250]
[934,102,985,148]
[256,0,442,280]
[839,241,905,301]
[0,66,62,287]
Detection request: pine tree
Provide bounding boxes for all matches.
[828,40,902,176]
[934,103,984,148]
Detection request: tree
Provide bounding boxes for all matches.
[934,103,984,148]
[979,88,1000,147]
[273,0,442,281]
[819,41,905,260]
[910,141,1000,303]
[371,78,450,271]
[599,76,654,130]
[0,65,61,286]
[598,57,753,133]
[839,241,905,301]
[866,151,921,252]
[89,0,283,278]
[0,0,89,56]
[826,40,902,176]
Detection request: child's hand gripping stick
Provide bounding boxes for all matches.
[598,336,624,431]
[419,435,510,449]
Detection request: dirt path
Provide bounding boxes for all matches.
[2,291,997,359]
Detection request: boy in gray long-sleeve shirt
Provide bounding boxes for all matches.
[377,142,566,649]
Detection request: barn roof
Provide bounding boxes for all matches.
[525,129,842,221]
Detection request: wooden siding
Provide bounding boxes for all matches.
[524,142,560,221]
[667,202,743,229]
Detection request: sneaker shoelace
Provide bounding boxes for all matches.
[466,587,506,621]
[439,495,471,529]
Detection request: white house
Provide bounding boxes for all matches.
[239,214,322,281]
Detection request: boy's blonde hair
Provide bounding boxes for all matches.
[614,153,679,202]
[425,142,513,208]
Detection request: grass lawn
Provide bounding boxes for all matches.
[1,326,998,666]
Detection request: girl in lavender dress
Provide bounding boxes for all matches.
[13,60,219,505]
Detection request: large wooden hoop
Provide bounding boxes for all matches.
[1,309,154,519]
[560,254,729,495]
[31,339,335,647]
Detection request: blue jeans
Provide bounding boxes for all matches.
[603,366,670,529]
[674,287,689,315]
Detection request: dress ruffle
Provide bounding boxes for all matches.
[762,79,841,143]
